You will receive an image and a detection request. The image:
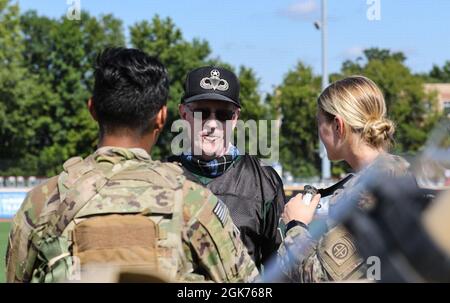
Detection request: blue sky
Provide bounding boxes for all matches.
[17,0,450,94]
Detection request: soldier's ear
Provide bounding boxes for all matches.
[334,115,346,139]
[230,107,240,130]
[154,105,167,133]
[88,98,98,121]
[179,104,188,119]
[234,107,240,120]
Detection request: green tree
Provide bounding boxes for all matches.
[130,16,267,159]
[428,61,450,83]
[1,11,266,175]
[0,0,52,176]
[21,11,125,176]
[341,48,441,153]
[273,48,441,178]
[273,62,322,177]
[1,6,126,176]
[363,48,406,62]
[130,16,211,159]
[238,66,269,121]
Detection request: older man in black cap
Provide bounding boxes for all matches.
[169,66,285,270]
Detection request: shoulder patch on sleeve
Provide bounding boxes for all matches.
[317,226,364,281]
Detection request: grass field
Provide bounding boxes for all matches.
[0,222,11,283]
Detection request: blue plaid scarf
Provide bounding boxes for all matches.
[180,145,240,178]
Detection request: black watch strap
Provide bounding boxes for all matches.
[286,220,308,232]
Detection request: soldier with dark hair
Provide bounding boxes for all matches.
[5,47,258,283]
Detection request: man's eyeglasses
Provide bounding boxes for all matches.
[186,106,236,121]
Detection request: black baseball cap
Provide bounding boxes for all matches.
[181,66,241,108]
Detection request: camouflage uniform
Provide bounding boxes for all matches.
[6,147,259,283]
[277,154,410,282]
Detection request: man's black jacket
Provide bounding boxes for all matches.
[168,154,286,269]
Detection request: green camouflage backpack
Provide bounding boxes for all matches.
[26,153,192,282]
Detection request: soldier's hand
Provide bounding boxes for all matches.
[282,193,321,225]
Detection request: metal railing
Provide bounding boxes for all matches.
[0,176,47,189]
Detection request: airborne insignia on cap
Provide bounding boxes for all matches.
[213,199,229,226]
[200,69,229,91]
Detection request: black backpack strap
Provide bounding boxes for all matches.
[318,174,355,197]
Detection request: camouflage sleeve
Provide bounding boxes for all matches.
[6,177,59,282]
[277,225,328,282]
[6,194,35,283]
[182,181,260,282]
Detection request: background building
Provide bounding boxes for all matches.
[424,83,450,116]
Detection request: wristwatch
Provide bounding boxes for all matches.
[286,220,309,232]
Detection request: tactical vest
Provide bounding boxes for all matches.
[314,154,411,281]
[26,154,192,282]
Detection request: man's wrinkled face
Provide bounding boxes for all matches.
[180,100,239,160]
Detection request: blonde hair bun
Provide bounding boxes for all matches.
[318,75,396,150]
[362,118,395,149]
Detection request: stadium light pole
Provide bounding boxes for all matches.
[315,0,331,181]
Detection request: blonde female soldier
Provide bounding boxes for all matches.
[277,75,411,282]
